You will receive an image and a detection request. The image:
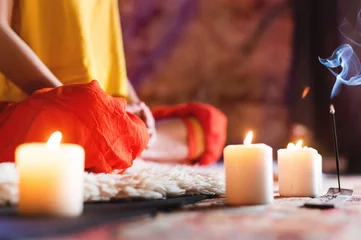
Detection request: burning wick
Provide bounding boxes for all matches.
[330,104,341,192]
[302,86,310,99]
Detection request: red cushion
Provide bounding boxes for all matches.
[0,80,149,173]
[152,102,227,165]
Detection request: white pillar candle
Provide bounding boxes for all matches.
[224,131,274,205]
[317,154,323,193]
[16,131,85,217]
[277,140,322,197]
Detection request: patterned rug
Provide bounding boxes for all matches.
[57,175,361,240]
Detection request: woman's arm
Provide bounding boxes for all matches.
[0,0,62,95]
[126,78,157,146]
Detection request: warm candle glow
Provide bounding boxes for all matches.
[225,131,273,205]
[287,142,295,149]
[302,86,310,99]
[244,131,253,145]
[278,139,322,197]
[46,131,62,150]
[287,140,304,149]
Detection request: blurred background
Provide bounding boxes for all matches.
[118,0,361,173]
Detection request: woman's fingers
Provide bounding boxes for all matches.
[126,103,142,113]
[126,102,157,147]
[139,102,157,147]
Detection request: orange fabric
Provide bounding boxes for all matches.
[182,117,205,162]
[0,80,149,173]
[152,102,227,165]
[187,117,206,158]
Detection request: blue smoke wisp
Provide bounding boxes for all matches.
[319,44,361,98]
[319,10,361,99]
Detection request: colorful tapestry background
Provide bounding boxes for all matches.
[119,0,293,150]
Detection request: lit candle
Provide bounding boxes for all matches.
[224,131,274,205]
[277,140,322,197]
[16,131,85,217]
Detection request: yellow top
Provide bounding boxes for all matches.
[0,0,128,102]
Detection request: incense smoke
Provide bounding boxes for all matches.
[319,10,361,99]
[319,44,361,98]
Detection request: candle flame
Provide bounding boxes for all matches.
[287,142,295,149]
[46,131,62,150]
[287,140,304,149]
[302,86,310,99]
[244,131,253,145]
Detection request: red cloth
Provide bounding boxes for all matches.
[0,81,149,173]
[152,102,227,165]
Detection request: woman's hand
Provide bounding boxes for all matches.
[125,78,157,147]
[126,102,157,147]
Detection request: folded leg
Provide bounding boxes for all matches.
[141,102,227,165]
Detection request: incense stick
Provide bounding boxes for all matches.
[330,104,341,192]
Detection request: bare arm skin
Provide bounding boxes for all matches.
[0,0,62,95]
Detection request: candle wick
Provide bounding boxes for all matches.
[330,104,341,192]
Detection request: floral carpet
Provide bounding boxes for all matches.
[49,175,361,240]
